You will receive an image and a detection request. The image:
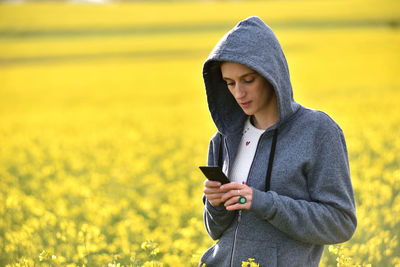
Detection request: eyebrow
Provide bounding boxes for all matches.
[222,71,257,80]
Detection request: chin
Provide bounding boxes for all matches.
[242,110,254,116]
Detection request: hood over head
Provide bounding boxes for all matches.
[203,16,299,135]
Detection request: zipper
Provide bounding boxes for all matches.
[230,210,242,267]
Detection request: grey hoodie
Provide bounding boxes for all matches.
[200,17,357,267]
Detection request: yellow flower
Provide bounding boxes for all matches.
[242,258,260,267]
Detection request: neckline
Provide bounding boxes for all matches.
[244,117,265,135]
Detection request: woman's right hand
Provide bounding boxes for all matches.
[203,179,225,206]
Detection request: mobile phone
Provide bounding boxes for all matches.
[199,166,230,184]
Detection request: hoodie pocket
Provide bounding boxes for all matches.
[200,239,232,267]
[234,239,277,267]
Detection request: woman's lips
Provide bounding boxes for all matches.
[240,101,252,108]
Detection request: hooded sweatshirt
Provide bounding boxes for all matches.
[200,16,357,267]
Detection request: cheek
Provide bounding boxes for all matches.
[253,83,267,99]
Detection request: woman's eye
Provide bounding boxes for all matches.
[244,78,254,83]
[226,82,235,87]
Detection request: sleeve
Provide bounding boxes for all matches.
[202,133,236,240]
[250,126,357,245]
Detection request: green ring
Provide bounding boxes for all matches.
[238,196,247,204]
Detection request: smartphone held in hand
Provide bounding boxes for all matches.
[199,166,230,184]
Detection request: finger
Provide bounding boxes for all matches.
[224,192,252,206]
[203,187,222,194]
[224,196,241,207]
[205,193,224,201]
[220,182,245,191]
[204,179,222,188]
[220,189,242,202]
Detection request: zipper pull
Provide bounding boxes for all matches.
[238,210,242,222]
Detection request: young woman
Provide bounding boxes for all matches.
[200,16,357,266]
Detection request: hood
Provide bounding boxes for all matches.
[203,16,299,135]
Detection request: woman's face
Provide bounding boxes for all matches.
[221,62,276,118]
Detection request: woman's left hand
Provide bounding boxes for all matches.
[220,182,253,211]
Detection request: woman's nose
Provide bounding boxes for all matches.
[234,84,246,99]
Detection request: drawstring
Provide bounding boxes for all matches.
[265,129,278,192]
[217,129,279,192]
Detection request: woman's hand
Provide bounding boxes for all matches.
[203,180,225,207]
[220,182,253,211]
[203,180,253,210]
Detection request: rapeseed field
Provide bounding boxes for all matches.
[0,0,399,266]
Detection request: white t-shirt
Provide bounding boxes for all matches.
[229,117,265,184]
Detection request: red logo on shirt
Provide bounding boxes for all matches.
[246,141,250,146]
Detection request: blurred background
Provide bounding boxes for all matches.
[0,0,399,266]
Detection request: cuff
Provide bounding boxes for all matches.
[205,199,228,214]
[250,188,277,220]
